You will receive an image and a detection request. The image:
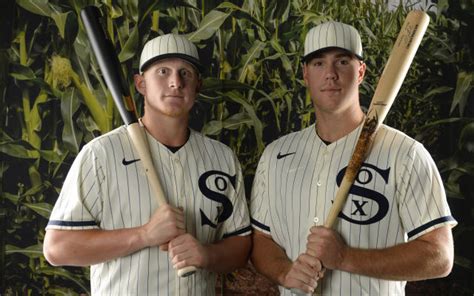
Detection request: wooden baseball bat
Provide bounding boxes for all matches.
[291,10,430,296]
[324,10,430,228]
[80,6,196,277]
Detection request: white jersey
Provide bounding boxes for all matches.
[47,126,251,295]
[250,123,456,296]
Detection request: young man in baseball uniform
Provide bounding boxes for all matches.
[250,21,457,295]
[44,34,251,295]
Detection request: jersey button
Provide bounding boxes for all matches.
[317,181,322,186]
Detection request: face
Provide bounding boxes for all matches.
[303,48,366,114]
[135,58,202,119]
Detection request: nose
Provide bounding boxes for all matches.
[169,71,183,89]
[325,64,337,80]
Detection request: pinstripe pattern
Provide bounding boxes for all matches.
[304,21,363,60]
[250,123,456,295]
[139,34,201,73]
[47,126,251,295]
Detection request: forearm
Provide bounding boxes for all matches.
[340,227,454,281]
[43,228,147,266]
[204,235,251,273]
[250,231,292,286]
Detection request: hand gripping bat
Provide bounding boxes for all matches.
[80,6,196,278]
[292,10,430,295]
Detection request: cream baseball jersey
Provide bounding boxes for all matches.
[250,123,456,295]
[47,126,251,295]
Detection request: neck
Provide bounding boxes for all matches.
[315,106,365,143]
[141,114,189,147]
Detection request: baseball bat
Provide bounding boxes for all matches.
[292,10,430,296]
[80,6,196,277]
[323,10,430,228]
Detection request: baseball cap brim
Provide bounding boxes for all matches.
[140,53,204,74]
[302,46,363,63]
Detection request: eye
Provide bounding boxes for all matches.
[179,68,194,79]
[157,68,168,75]
[338,58,351,65]
[311,60,323,67]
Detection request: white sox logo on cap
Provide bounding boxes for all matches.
[303,21,363,62]
[139,33,203,73]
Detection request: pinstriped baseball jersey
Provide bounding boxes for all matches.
[47,126,251,295]
[250,123,456,296]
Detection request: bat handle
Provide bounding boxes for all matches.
[177,266,197,277]
[126,123,167,206]
[323,177,354,228]
[127,123,198,276]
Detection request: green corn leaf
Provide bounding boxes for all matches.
[450,71,474,116]
[24,202,53,219]
[10,64,36,80]
[0,142,38,159]
[202,113,252,135]
[38,149,63,163]
[238,40,266,82]
[61,88,82,154]
[217,2,268,32]
[50,12,70,39]
[16,0,52,17]
[187,10,230,42]
[39,267,90,293]
[5,244,43,258]
[225,91,264,152]
[2,192,20,205]
[423,86,453,99]
[118,25,139,62]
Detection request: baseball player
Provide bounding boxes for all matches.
[250,21,457,295]
[44,34,251,295]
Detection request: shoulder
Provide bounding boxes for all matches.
[376,124,433,165]
[375,125,420,152]
[79,126,128,157]
[188,129,238,161]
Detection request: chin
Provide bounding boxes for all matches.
[162,107,189,118]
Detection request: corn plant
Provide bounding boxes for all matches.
[1,0,472,294]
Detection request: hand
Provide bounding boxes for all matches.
[168,234,209,270]
[282,253,323,294]
[306,226,347,270]
[141,204,185,248]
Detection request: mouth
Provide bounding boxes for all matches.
[321,88,341,92]
[164,94,184,99]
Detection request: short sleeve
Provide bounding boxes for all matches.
[250,148,271,235]
[397,142,457,240]
[46,144,105,230]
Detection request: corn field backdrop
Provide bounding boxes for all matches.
[0,0,473,294]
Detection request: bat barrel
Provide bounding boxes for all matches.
[80,6,137,126]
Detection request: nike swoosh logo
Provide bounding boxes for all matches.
[122,158,140,166]
[277,152,296,159]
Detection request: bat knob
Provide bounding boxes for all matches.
[290,288,310,295]
[177,266,197,277]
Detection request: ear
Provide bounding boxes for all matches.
[134,74,146,96]
[195,78,203,93]
[302,63,309,86]
[357,62,366,85]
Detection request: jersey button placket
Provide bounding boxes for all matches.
[315,147,329,188]
[173,157,185,205]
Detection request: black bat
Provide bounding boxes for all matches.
[80,5,196,277]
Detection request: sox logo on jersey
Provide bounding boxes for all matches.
[336,163,390,225]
